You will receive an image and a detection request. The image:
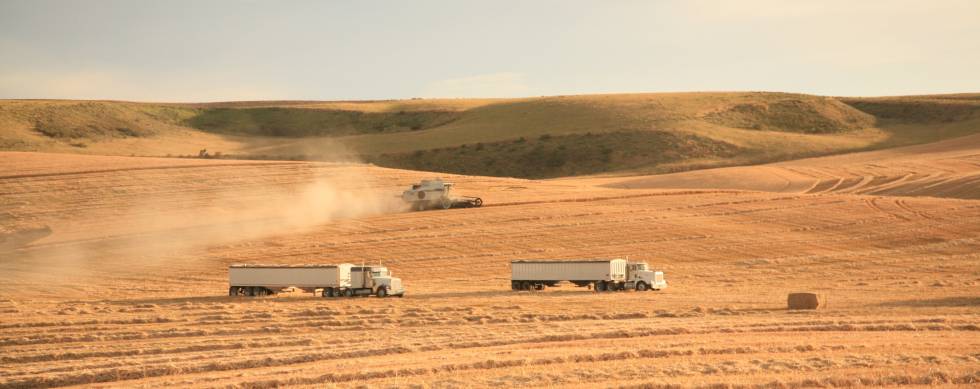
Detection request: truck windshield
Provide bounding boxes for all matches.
[371,271,381,277]
[636,263,648,271]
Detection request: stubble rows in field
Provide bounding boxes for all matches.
[1,152,978,388]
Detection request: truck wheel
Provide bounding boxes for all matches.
[414,202,426,211]
[321,288,331,298]
[377,287,387,298]
[595,282,606,292]
[440,198,452,209]
[344,289,355,297]
[473,198,483,207]
[521,281,531,291]
[636,282,649,292]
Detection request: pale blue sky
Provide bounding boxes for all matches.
[1,0,978,101]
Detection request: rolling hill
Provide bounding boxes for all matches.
[1,92,979,178]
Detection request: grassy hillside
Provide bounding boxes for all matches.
[2,92,979,178]
[840,95,980,123]
[186,107,460,137]
[367,131,740,178]
[703,97,873,133]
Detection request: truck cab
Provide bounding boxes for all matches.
[351,266,405,297]
[626,261,668,291]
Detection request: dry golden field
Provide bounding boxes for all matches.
[1,134,979,387]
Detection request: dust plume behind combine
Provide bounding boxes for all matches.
[121,166,406,249]
[0,155,408,296]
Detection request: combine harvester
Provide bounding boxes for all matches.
[401,178,483,211]
[511,258,667,292]
[228,263,405,298]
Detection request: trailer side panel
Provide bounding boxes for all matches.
[511,259,626,282]
[229,264,352,288]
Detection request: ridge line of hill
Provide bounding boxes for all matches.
[1,92,978,178]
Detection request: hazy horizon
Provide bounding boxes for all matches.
[2,0,979,102]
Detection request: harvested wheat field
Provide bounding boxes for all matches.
[599,131,980,200]
[1,143,979,388]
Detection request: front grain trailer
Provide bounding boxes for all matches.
[229,263,405,298]
[511,259,666,292]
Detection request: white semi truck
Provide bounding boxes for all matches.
[228,263,405,298]
[511,259,666,292]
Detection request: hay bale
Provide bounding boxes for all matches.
[787,292,821,310]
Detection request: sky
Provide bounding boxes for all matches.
[1,0,978,102]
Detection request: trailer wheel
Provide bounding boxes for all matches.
[245,287,255,297]
[521,281,531,291]
[636,282,649,292]
[377,287,388,298]
[344,289,355,297]
[595,282,607,292]
[229,286,238,296]
[511,281,520,291]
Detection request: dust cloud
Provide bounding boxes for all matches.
[2,162,411,293]
[123,165,409,257]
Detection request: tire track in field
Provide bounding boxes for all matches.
[483,190,744,208]
[0,161,303,180]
